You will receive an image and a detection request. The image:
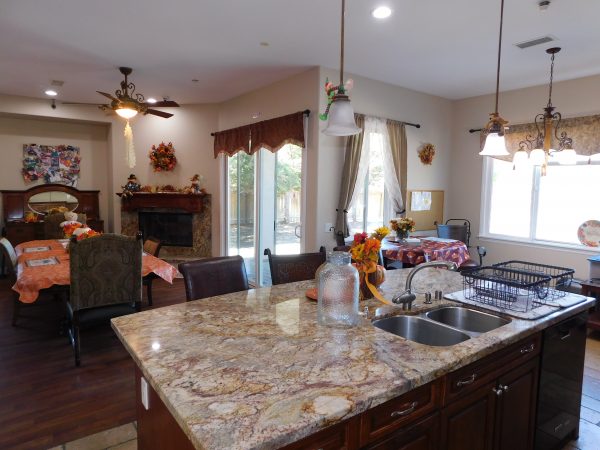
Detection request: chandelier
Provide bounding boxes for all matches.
[479,0,509,157]
[512,47,577,174]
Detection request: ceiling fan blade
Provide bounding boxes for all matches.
[145,109,173,118]
[96,91,119,101]
[61,101,108,106]
[146,100,180,108]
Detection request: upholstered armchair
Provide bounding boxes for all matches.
[44,212,87,239]
[66,232,142,366]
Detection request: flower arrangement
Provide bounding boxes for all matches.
[350,228,391,304]
[418,143,436,165]
[390,217,416,238]
[149,141,177,172]
[62,222,83,238]
[75,229,101,241]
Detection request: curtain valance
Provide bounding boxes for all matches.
[213,111,306,158]
[481,114,600,162]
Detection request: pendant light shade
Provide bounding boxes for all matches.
[479,0,509,157]
[116,107,138,119]
[529,148,546,166]
[320,0,361,136]
[479,132,509,156]
[323,95,361,136]
[512,148,529,169]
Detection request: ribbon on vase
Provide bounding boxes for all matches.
[356,260,392,306]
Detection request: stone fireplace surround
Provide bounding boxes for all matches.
[119,193,211,258]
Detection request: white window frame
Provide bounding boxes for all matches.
[480,156,600,253]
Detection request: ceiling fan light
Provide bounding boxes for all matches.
[558,148,577,165]
[512,149,529,170]
[530,148,546,166]
[116,107,138,119]
[323,96,361,136]
[479,132,509,156]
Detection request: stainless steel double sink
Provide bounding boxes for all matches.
[372,306,511,347]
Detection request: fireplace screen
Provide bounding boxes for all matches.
[138,212,193,247]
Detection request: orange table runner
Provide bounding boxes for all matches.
[13,239,178,303]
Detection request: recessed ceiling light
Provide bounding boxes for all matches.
[260,42,269,47]
[146,97,157,104]
[372,6,392,19]
[192,79,199,83]
[44,89,58,96]
[252,112,261,119]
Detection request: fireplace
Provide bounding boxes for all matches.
[119,193,211,258]
[138,211,193,247]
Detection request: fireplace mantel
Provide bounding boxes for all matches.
[116,192,207,213]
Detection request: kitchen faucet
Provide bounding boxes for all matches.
[392,261,458,310]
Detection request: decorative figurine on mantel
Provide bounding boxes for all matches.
[182,174,207,195]
[121,173,141,198]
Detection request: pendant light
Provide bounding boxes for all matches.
[514,47,577,174]
[321,0,361,136]
[479,0,509,156]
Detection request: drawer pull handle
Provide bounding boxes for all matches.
[390,401,417,418]
[560,332,571,340]
[492,387,503,396]
[501,384,509,393]
[456,374,477,387]
[554,423,564,433]
[520,343,535,354]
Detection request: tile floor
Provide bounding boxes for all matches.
[48,335,600,450]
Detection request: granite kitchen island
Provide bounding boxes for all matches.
[111,269,594,450]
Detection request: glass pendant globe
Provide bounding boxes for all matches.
[116,107,138,119]
[479,132,509,156]
[512,149,529,170]
[323,97,361,136]
[529,148,546,166]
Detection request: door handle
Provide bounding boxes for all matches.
[520,343,535,354]
[294,224,302,238]
[492,387,503,396]
[560,331,571,340]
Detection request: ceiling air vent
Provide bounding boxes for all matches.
[515,36,555,49]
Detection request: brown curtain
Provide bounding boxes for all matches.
[387,120,407,213]
[480,114,600,162]
[213,111,306,158]
[335,115,365,237]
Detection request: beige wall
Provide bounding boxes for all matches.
[317,67,455,248]
[0,115,110,223]
[449,74,600,277]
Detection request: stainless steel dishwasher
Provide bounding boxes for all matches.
[534,311,588,450]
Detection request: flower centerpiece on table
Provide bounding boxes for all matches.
[390,217,415,240]
[149,141,177,172]
[350,227,391,304]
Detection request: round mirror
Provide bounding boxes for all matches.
[28,191,79,214]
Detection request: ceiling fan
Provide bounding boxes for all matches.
[62,67,179,119]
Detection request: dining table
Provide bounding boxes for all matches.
[382,236,471,266]
[12,239,178,303]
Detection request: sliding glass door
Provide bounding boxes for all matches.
[226,144,304,286]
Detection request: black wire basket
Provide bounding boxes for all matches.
[492,261,574,299]
[462,266,552,312]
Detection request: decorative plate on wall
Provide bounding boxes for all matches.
[577,220,600,247]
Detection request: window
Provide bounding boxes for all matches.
[347,132,387,235]
[483,157,600,246]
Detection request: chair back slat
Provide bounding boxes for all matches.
[69,233,142,311]
[264,247,327,285]
[178,256,249,301]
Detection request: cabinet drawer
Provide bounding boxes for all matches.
[360,380,440,445]
[444,333,541,404]
[364,412,439,450]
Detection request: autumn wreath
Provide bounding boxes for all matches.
[149,141,177,172]
[418,143,436,165]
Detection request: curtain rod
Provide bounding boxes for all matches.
[210,109,310,136]
[355,113,420,129]
[469,128,483,133]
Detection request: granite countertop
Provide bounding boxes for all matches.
[111,269,594,450]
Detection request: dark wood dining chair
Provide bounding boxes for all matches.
[178,256,249,301]
[66,233,142,366]
[44,212,87,239]
[264,247,326,285]
[142,236,162,306]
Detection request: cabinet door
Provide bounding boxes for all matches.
[440,382,496,450]
[365,413,439,450]
[494,358,539,450]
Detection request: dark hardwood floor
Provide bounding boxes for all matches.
[0,277,186,450]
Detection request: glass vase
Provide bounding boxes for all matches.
[397,230,409,241]
[317,251,360,327]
